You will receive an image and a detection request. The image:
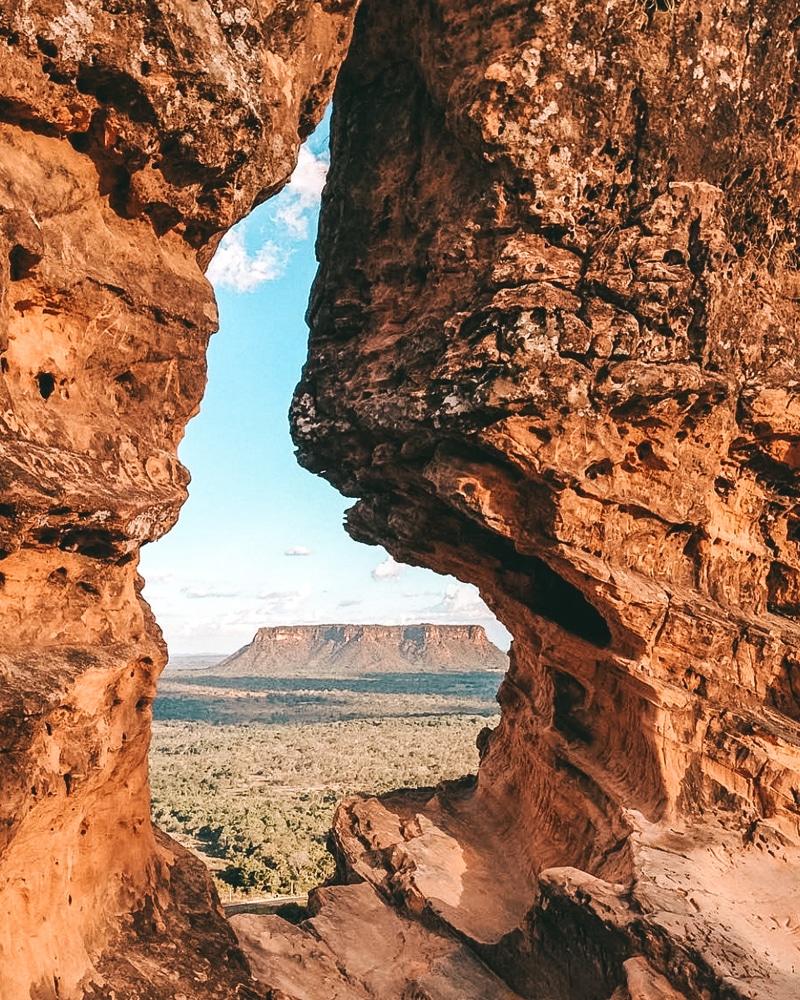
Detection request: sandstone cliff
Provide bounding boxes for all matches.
[290,0,800,997]
[0,2,359,998]
[213,623,507,676]
[2,0,800,999]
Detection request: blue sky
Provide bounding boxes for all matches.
[139,117,510,656]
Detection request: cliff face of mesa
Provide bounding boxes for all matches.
[215,623,507,675]
[0,3,359,998]
[291,0,800,996]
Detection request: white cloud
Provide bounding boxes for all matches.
[181,585,240,600]
[437,583,488,616]
[290,146,329,200]
[256,588,294,602]
[206,226,286,292]
[284,545,312,556]
[205,147,327,294]
[371,555,403,581]
[172,608,267,637]
[256,584,312,617]
[272,146,328,239]
[413,583,494,623]
[337,599,362,608]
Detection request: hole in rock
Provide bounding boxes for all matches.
[585,457,613,480]
[36,372,55,399]
[645,0,678,13]
[59,528,126,560]
[146,202,183,237]
[552,670,594,744]
[767,561,800,618]
[141,112,511,907]
[9,244,42,280]
[35,35,58,58]
[662,248,685,266]
[524,563,611,646]
[482,533,611,648]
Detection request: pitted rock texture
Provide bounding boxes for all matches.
[0,3,359,998]
[3,0,800,998]
[291,0,800,996]
[215,623,507,676]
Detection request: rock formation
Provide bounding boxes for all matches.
[0,2,359,997]
[231,880,526,1000]
[289,0,800,996]
[2,0,800,998]
[213,623,507,676]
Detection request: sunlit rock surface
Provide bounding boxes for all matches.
[232,880,525,1000]
[3,0,800,997]
[289,0,800,996]
[0,2,359,997]
[215,623,507,676]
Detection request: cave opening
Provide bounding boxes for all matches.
[35,370,55,399]
[4,2,800,996]
[141,114,510,908]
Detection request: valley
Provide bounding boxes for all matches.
[150,629,505,901]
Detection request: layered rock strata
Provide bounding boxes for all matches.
[0,3,359,997]
[3,0,800,998]
[289,0,800,996]
[215,623,507,676]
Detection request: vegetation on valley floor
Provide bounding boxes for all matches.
[150,671,501,898]
[154,670,502,726]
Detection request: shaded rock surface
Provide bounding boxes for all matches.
[214,623,507,676]
[0,2,359,997]
[289,0,800,997]
[2,0,800,998]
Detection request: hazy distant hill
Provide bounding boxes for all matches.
[203,624,508,677]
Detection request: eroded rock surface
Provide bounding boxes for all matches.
[0,3,359,997]
[215,623,507,676]
[4,0,800,998]
[290,0,800,996]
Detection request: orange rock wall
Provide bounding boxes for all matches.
[293,1,800,993]
[2,0,800,997]
[296,0,800,854]
[0,3,359,997]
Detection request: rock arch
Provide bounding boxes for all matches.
[2,1,800,997]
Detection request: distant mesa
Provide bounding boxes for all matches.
[205,623,508,677]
